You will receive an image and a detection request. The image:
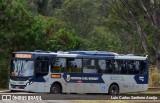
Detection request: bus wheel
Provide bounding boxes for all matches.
[50,83,61,94]
[109,84,119,95]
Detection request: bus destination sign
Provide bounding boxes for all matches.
[15,54,32,58]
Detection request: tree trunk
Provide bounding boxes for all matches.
[153,46,160,69]
[135,22,148,53]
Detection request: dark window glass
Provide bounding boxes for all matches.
[127,60,141,74]
[99,60,121,74]
[139,61,146,74]
[98,59,145,75]
[120,60,127,74]
[35,57,49,77]
[98,60,106,73]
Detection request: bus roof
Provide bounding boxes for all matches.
[57,51,147,60]
[13,50,148,60]
[69,51,118,56]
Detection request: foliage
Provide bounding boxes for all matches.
[86,26,122,52]
[0,0,83,88]
[55,0,99,36]
[149,67,160,87]
[105,0,160,67]
[47,28,83,51]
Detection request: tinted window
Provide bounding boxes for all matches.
[139,61,146,74]
[35,57,49,77]
[127,61,139,74]
[98,59,146,74]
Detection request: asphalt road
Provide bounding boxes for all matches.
[0,90,160,100]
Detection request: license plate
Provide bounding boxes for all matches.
[16,86,19,89]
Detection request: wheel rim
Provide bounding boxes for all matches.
[111,88,117,94]
[51,86,59,94]
[110,86,118,95]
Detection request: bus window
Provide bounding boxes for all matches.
[105,60,112,73]
[51,58,66,73]
[139,61,146,74]
[98,60,106,73]
[127,61,140,74]
[111,60,121,74]
[83,59,98,73]
[105,60,121,74]
[134,61,140,74]
[67,59,82,73]
[120,60,127,74]
[35,57,49,77]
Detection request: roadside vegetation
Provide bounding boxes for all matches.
[149,67,160,87]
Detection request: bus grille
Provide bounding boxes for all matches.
[10,76,30,81]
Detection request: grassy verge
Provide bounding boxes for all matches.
[126,91,160,95]
[70,91,160,103]
[70,100,160,103]
[70,100,133,103]
[149,67,160,87]
[0,88,8,91]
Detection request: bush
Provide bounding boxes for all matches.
[149,66,160,87]
[0,62,9,89]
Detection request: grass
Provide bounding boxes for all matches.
[70,100,160,103]
[70,100,133,103]
[70,90,160,103]
[126,91,160,95]
[149,66,160,87]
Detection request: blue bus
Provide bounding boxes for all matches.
[9,50,148,95]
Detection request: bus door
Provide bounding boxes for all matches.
[35,56,49,92]
[66,58,83,93]
[66,59,76,93]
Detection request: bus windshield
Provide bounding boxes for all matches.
[11,60,34,77]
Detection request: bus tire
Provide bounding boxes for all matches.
[10,90,15,92]
[109,84,119,95]
[50,83,61,94]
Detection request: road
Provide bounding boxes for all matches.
[0,90,112,100]
[0,89,160,103]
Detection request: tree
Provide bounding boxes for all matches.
[106,0,160,69]
[55,0,98,36]
[47,28,83,51]
[86,26,122,52]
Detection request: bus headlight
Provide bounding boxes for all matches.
[30,81,33,85]
[26,81,33,86]
[26,82,29,86]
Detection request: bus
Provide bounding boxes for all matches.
[9,50,149,95]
